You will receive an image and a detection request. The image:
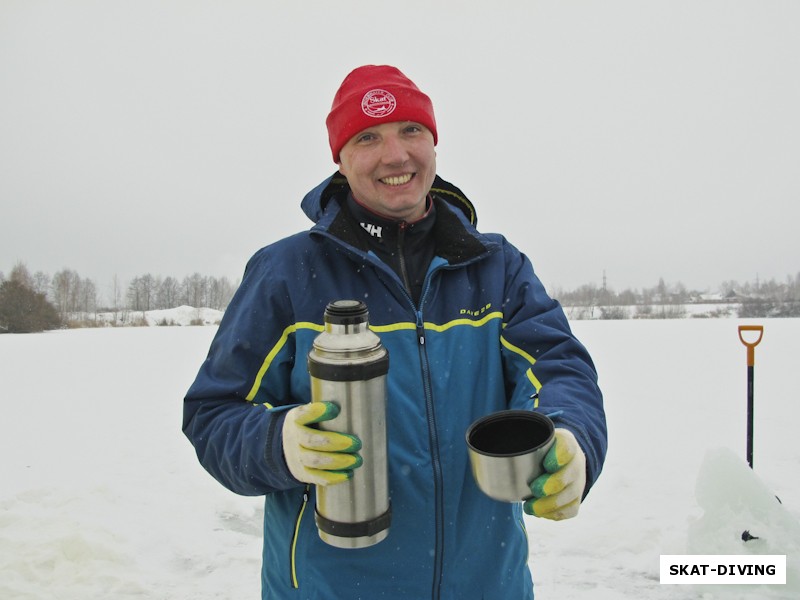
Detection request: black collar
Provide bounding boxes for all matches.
[345,194,436,243]
[321,176,493,266]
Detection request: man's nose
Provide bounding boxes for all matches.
[380,134,410,165]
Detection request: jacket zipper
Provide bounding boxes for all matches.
[290,485,311,589]
[388,259,446,599]
[414,271,445,600]
[397,222,413,298]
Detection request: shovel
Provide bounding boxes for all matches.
[737,325,771,543]
[737,325,763,469]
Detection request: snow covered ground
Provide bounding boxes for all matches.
[1,317,798,599]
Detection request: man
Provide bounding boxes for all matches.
[183,65,607,599]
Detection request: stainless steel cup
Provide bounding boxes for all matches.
[308,300,391,549]
[466,410,555,502]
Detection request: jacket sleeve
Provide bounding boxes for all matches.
[498,238,607,496]
[182,248,303,496]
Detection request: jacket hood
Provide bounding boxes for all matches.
[301,172,478,227]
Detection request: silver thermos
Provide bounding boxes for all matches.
[308,300,391,549]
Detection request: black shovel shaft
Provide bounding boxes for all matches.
[746,365,754,468]
[738,325,763,470]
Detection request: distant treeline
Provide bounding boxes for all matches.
[0,262,237,332]
[3,262,800,332]
[552,274,800,319]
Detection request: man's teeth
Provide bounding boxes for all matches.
[381,174,413,186]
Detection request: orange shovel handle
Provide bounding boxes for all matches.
[738,325,764,366]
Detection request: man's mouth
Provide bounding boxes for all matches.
[380,173,414,186]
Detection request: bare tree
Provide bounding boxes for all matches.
[10,262,34,288]
[52,269,79,319]
[157,276,181,309]
[127,274,157,313]
[109,274,123,323]
[182,273,207,308]
[32,271,51,298]
[206,276,236,310]
[80,277,98,319]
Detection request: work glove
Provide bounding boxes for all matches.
[523,428,586,521]
[282,401,362,486]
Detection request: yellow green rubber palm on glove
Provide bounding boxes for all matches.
[523,428,586,520]
[282,401,362,486]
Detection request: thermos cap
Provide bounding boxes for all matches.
[324,300,368,325]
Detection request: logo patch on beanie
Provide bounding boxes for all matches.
[361,89,397,118]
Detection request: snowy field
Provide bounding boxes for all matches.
[1,318,798,599]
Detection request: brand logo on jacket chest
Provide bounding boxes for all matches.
[360,222,383,238]
[460,303,492,317]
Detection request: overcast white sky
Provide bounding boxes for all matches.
[2,1,798,299]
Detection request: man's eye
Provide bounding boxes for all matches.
[357,133,376,143]
[403,125,421,134]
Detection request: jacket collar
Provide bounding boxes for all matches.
[345,193,436,243]
[301,172,479,227]
[302,173,496,266]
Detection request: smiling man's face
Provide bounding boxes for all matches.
[337,120,436,221]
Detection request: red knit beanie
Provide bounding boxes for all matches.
[326,65,438,163]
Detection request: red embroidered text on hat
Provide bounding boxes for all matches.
[326,65,438,163]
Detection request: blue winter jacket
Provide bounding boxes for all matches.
[183,174,607,599]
